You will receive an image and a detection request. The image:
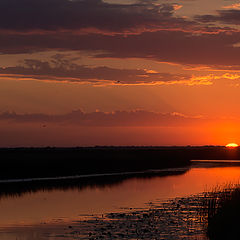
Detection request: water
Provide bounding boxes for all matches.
[0,161,240,239]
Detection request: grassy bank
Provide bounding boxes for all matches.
[201,184,240,240]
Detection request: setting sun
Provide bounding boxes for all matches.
[226,143,239,148]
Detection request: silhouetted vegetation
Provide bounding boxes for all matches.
[200,184,240,240]
[0,146,239,180]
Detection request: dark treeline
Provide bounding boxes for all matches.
[0,146,239,180]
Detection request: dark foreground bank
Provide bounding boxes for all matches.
[0,146,239,180]
[202,185,240,240]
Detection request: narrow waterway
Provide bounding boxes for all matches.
[0,161,240,239]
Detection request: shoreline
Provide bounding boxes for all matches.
[0,167,189,184]
[0,146,239,180]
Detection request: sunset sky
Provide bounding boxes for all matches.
[1,0,240,146]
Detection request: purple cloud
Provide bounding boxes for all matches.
[0,0,190,34]
[1,30,240,67]
[196,9,240,25]
[0,110,203,127]
[0,57,190,84]
[0,0,239,68]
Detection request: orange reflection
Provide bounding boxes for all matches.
[0,165,240,227]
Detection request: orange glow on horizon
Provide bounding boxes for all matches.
[226,143,239,148]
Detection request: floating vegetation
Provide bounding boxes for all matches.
[58,195,209,240]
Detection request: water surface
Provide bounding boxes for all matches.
[1,161,240,239]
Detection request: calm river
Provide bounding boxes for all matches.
[0,161,240,239]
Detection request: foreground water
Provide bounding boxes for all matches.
[1,161,240,239]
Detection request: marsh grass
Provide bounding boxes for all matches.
[200,183,240,240]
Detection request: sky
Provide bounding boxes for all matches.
[1,0,240,146]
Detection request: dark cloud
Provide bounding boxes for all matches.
[195,14,218,23]
[1,30,240,67]
[0,0,239,68]
[0,0,189,33]
[0,57,189,84]
[90,31,240,66]
[0,110,202,127]
[196,9,240,25]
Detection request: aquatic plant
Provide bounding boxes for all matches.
[200,183,240,240]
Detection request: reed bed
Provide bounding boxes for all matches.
[200,183,240,240]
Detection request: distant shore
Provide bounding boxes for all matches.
[0,146,239,180]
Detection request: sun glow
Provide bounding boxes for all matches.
[226,143,239,148]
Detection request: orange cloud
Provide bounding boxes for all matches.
[189,73,240,84]
[222,3,240,9]
[173,4,183,11]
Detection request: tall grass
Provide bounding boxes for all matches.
[200,183,240,240]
